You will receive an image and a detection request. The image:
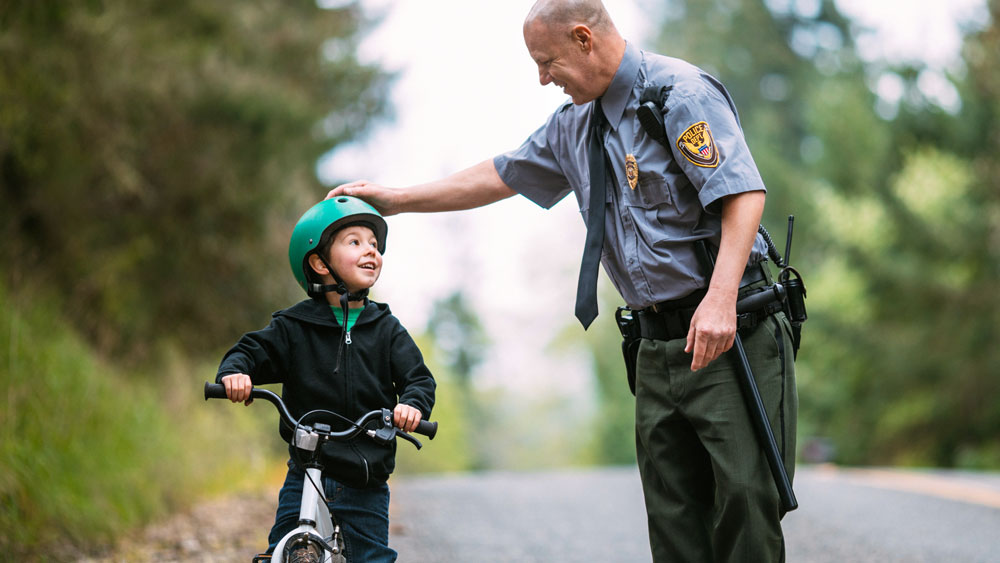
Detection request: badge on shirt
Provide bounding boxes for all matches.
[676,121,719,168]
[625,154,638,190]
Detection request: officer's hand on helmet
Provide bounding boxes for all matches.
[326,181,399,216]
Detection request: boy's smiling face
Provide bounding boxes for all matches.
[313,224,383,294]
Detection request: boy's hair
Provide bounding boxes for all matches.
[288,197,387,296]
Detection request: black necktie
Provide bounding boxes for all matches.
[575,99,607,329]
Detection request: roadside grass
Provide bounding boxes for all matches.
[0,286,279,558]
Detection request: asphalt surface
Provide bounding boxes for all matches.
[390,466,650,562]
[91,464,1000,562]
[389,465,1000,562]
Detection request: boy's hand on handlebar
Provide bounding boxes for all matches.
[393,403,422,433]
[221,373,253,406]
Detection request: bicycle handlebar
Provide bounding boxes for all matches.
[203,382,438,440]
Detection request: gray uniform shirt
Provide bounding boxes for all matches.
[494,42,767,309]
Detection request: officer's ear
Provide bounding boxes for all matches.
[571,24,593,53]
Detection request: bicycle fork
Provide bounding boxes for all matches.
[272,466,343,562]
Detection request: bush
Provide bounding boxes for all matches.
[0,285,278,558]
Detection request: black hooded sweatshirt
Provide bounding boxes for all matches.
[217,298,435,488]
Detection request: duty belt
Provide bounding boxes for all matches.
[635,262,773,342]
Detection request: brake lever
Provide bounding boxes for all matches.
[367,408,424,449]
[395,430,423,450]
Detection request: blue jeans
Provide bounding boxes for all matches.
[267,461,397,562]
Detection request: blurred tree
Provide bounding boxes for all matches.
[427,291,488,387]
[426,290,493,469]
[0,1,391,362]
[815,0,999,467]
[393,331,478,474]
[649,0,888,230]
[578,282,637,465]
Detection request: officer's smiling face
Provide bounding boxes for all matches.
[524,21,602,104]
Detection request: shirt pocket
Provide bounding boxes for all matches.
[620,129,679,211]
[620,145,696,245]
[624,170,673,209]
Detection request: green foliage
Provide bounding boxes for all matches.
[424,291,496,469]
[426,292,489,386]
[795,1,1000,467]
[543,280,636,467]
[393,333,477,474]
[0,284,278,558]
[574,283,637,466]
[0,0,391,361]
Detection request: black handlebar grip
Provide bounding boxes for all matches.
[204,382,229,400]
[414,420,438,440]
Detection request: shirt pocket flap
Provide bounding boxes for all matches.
[626,171,673,208]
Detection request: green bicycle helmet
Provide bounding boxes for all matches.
[288,196,387,295]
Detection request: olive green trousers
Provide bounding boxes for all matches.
[634,312,797,563]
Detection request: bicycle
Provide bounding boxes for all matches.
[204,382,437,563]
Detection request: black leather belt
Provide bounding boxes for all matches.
[636,262,772,342]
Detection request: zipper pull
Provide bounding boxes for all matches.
[345,331,352,345]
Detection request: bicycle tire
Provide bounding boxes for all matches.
[287,545,322,563]
[286,544,348,563]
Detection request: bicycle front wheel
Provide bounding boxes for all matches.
[286,543,347,563]
[287,544,321,563]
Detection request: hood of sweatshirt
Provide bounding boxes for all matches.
[275,298,392,328]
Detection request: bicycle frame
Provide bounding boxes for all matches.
[270,467,343,563]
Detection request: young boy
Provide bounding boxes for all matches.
[217,196,435,562]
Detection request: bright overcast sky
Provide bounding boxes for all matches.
[317,0,988,392]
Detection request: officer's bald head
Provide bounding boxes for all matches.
[522,0,625,103]
[525,0,615,35]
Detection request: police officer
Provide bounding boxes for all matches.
[329,1,797,560]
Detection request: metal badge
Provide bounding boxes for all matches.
[625,153,638,190]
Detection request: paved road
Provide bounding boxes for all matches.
[389,465,1000,562]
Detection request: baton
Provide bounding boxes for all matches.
[695,241,798,513]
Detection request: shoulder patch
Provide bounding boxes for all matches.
[676,121,719,167]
